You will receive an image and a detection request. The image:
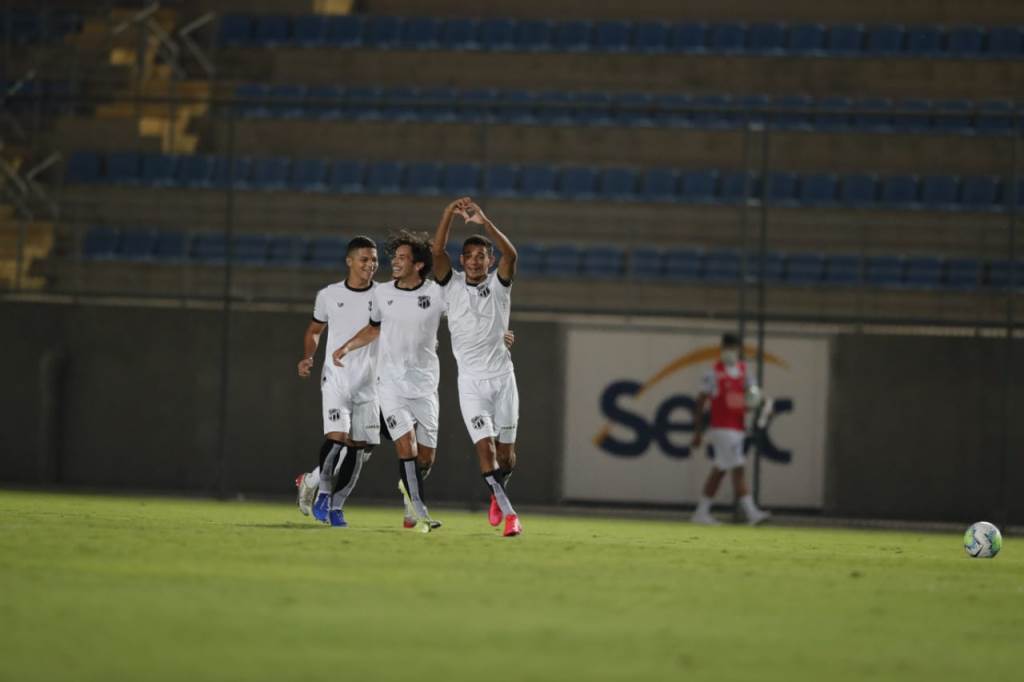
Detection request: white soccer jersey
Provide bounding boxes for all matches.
[441,270,514,381]
[313,281,378,403]
[369,279,447,399]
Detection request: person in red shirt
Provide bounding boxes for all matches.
[690,333,771,526]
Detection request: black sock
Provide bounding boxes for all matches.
[318,439,337,471]
[498,467,513,489]
[399,457,428,517]
[331,447,359,494]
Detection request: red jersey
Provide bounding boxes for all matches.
[708,360,748,431]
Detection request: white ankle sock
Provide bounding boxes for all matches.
[695,496,713,515]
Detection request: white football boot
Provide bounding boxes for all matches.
[295,472,318,516]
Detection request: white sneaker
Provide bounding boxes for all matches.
[295,472,318,516]
[746,508,772,526]
[691,511,722,526]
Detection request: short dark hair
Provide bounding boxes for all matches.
[721,333,740,348]
[346,235,377,255]
[386,229,433,278]
[462,235,494,255]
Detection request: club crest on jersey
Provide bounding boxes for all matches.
[328,409,341,422]
[418,296,431,309]
[387,300,394,305]
[336,302,344,307]
[477,285,491,298]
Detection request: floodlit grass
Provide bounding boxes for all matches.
[0,490,1021,682]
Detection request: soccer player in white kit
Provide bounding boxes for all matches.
[433,198,523,537]
[295,236,381,528]
[689,333,771,526]
[331,230,445,533]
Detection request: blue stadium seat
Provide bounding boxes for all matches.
[268,236,302,266]
[328,160,365,193]
[442,163,480,196]
[140,154,178,187]
[106,152,141,185]
[691,94,736,129]
[865,24,905,55]
[574,91,612,125]
[581,246,625,278]
[346,86,384,121]
[191,233,227,263]
[814,97,853,131]
[751,252,785,283]
[906,25,942,55]
[230,234,268,265]
[553,21,591,52]
[445,242,463,270]
[920,175,960,209]
[520,165,558,198]
[218,14,252,47]
[824,254,862,286]
[826,24,864,54]
[851,97,892,132]
[249,157,290,190]
[668,22,707,53]
[383,87,420,121]
[560,166,598,200]
[119,229,157,260]
[403,162,442,196]
[293,15,327,47]
[748,23,785,54]
[708,23,746,53]
[840,174,878,207]
[307,238,348,269]
[663,248,702,280]
[306,85,345,119]
[235,83,270,118]
[976,100,1015,135]
[880,175,920,207]
[904,256,943,289]
[365,161,402,194]
[82,226,118,259]
[865,256,905,287]
[772,94,814,130]
[632,22,668,52]
[484,164,519,197]
[211,156,252,189]
[593,21,630,52]
[800,173,838,206]
[153,231,186,261]
[932,99,973,133]
[960,175,1001,210]
[513,20,551,52]
[719,171,756,205]
[947,26,983,57]
[785,253,825,285]
[534,91,574,125]
[766,172,799,205]
[363,16,400,48]
[704,250,741,282]
[478,18,515,51]
[176,154,218,188]
[679,170,718,203]
[737,94,771,126]
[890,99,932,133]
[641,169,679,202]
[399,17,440,49]
[458,89,498,122]
[630,248,664,279]
[986,27,1024,57]
[253,15,290,46]
[496,90,537,124]
[440,18,479,50]
[613,92,655,127]
[325,15,362,47]
[290,159,328,192]
[66,151,101,184]
[945,258,981,290]
[515,244,546,277]
[417,87,458,122]
[653,93,693,127]
[987,260,1024,289]
[600,168,638,201]
[787,23,825,54]
[267,84,306,118]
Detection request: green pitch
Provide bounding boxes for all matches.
[0,491,1020,682]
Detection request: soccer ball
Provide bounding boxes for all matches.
[963,521,1002,558]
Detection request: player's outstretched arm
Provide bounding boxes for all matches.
[432,197,471,282]
[332,323,381,367]
[298,320,326,378]
[691,392,709,447]
[465,202,517,283]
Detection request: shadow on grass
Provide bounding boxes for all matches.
[236,523,325,530]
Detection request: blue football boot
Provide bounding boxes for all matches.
[312,492,330,523]
[329,509,348,527]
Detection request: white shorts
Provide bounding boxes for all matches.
[708,428,746,470]
[321,373,380,445]
[458,373,519,444]
[378,385,439,448]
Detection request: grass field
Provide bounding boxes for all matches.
[0,490,1020,682]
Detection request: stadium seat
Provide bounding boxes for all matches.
[839,174,879,207]
[363,16,400,48]
[383,87,420,121]
[708,23,745,53]
[785,253,825,285]
[613,92,655,127]
[191,233,227,263]
[751,252,785,283]
[788,23,825,54]
[931,100,973,133]
[249,157,290,190]
[417,87,458,122]
[140,153,178,187]
[772,95,815,130]
[630,248,664,279]
[440,18,479,50]
[960,175,1001,210]
[865,255,905,287]
[890,99,932,133]
[268,236,302,266]
[581,246,625,278]
[593,21,630,52]
[325,15,362,47]
[748,23,785,54]
[668,22,707,53]
[920,175,960,209]
[253,15,290,46]
[293,15,327,47]
[153,230,186,261]
[947,26,984,57]
[458,89,498,122]
[719,171,756,205]
[865,24,905,55]
[880,175,920,207]
[478,18,515,51]
[119,229,157,261]
[105,152,141,185]
[560,166,598,200]
[176,154,218,188]
[691,94,735,129]
[218,14,252,47]
[483,164,519,197]
[851,97,893,132]
[986,27,1024,57]
[574,91,613,125]
[704,250,741,282]
[824,254,862,286]
[534,91,574,125]
[399,17,440,49]
[211,156,252,189]
[945,258,981,290]
[814,97,853,131]
[496,89,537,124]
[514,20,552,52]
[976,100,1015,135]
[544,245,581,277]
[680,170,717,203]
[445,242,463,270]
[229,234,268,265]
[653,93,693,127]
[441,163,480,196]
[307,238,348,269]
[346,86,383,121]
[515,243,546,277]
[235,83,270,118]
[599,168,639,201]
[66,151,101,184]
[641,168,679,203]
[904,256,943,289]
[826,24,864,54]
[632,22,669,52]
[290,159,329,192]
[554,21,591,52]
[737,94,771,126]
[906,25,942,55]
[987,260,1024,288]
[82,226,118,259]
[306,85,345,119]
[327,160,365,193]
[403,162,442,195]
[663,248,702,280]
[520,165,558,198]
[365,161,402,194]
[267,84,306,118]
[800,173,838,206]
